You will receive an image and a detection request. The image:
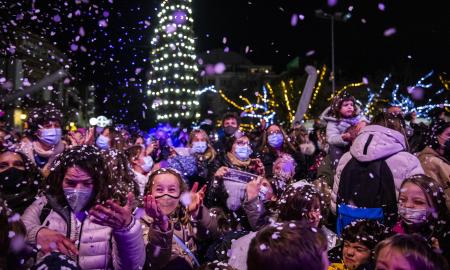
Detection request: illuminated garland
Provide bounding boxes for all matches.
[281,80,294,122]
[304,65,326,120]
[328,82,366,101]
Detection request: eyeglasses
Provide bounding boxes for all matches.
[236,140,250,146]
[267,130,282,135]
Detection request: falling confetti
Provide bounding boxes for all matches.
[384,27,397,37]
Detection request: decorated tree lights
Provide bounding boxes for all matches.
[148,0,200,123]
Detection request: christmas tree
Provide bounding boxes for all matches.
[148,0,200,124]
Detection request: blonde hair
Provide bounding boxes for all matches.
[188,129,216,161]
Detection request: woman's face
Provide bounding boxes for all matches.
[0,152,25,173]
[101,128,110,138]
[135,137,144,145]
[375,246,412,270]
[343,241,371,270]
[437,127,450,149]
[62,166,94,190]
[398,182,430,211]
[260,178,275,201]
[231,136,250,154]
[151,173,181,216]
[192,132,207,143]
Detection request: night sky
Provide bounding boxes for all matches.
[1,0,449,126]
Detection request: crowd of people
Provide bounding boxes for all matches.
[1,94,449,270]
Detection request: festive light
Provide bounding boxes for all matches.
[148,0,199,122]
[328,81,365,101]
[281,80,294,122]
[304,65,326,120]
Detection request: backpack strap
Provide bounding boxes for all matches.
[39,203,52,225]
[173,234,200,267]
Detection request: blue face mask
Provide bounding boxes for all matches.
[38,128,62,146]
[268,133,284,148]
[141,156,154,173]
[192,141,207,154]
[234,145,252,161]
[96,134,110,150]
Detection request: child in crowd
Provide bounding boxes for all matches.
[141,168,220,270]
[321,93,368,168]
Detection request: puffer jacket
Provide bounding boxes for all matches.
[141,205,219,270]
[331,125,424,213]
[21,195,145,270]
[417,146,450,210]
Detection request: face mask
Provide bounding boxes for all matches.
[224,126,238,136]
[141,156,154,173]
[96,135,110,150]
[64,187,93,213]
[258,185,269,202]
[268,133,284,148]
[443,139,450,160]
[191,141,207,154]
[155,193,180,215]
[0,167,25,193]
[234,145,252,161]
[398,206,428,225]
[38,128,62,146]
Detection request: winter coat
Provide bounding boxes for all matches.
[21,195,145,270]
[140,205,219,270]
[331,125,424,213]
[417,146,450,210]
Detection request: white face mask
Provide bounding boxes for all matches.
[141,156,154,173]
[191,141,207,154]
[64,187,94,213]
[398,206,429,225]
[39,128,62,146]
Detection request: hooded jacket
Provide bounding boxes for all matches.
[331,125,424,213]
[417,146,450,210]
[21,195,145,270]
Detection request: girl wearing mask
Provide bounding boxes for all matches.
[187,129,216,187]
[258,124,304,178]
[141,168,219,270]
[21,146,145,269]
[206,134,264,225]
[0,148,42,214]
[19,104,65,177]
[95,126,128,151]
[418,119,450,210]
[125,145,154,196]
[393,174,450,263]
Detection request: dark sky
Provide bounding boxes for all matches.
[1,0,449,126]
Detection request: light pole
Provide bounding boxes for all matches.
[315,9,351,94]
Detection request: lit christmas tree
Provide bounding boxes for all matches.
[148,0,200,123]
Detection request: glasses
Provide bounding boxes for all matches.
[236,140,250,146]
[267,130,282,135]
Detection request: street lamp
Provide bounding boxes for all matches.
[315,9,351,94]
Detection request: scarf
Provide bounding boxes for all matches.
[32,141,65,158]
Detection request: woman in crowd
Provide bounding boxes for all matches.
[186,129,217,187]
[141,168,219,270]
[393,174,450,262]
[206,133,264,229]
[21,146,145,270]
[375,234,448,270]
[95,126,128,151]
[0,148,42,214]
[19,104,65,177]
[417,119,450,210]
[257,124,305,178]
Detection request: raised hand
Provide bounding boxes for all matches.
[89,192,134,230]
[143,194,169,231]
[36,228,78,256]
[246,177,261,201]
[186,182,207,218]
[214,166,228,179]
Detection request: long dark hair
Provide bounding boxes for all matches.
[44,146,114,207]
[277,183,323,223]
[259,124,297,155]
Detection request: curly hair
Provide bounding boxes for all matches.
[329,92,357,119]
[277,183,323,223]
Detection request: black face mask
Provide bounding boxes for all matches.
[223,126,238,136]
[155,193,180,199]
[0,167,26,194]
[444,139,450,160]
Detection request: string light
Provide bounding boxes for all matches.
[281,80,294,122]
[328,81,365,101]
[304,65,326,120]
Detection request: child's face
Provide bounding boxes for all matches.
[340,100,354,118]
[151,173,181,216]
[375,246,412,270]
[343,241,371,270]
[398,182,430,211]
[307,198,322,227]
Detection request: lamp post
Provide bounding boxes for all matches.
[315,9,351,94]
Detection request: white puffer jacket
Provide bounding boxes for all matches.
[21,196,145,270]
